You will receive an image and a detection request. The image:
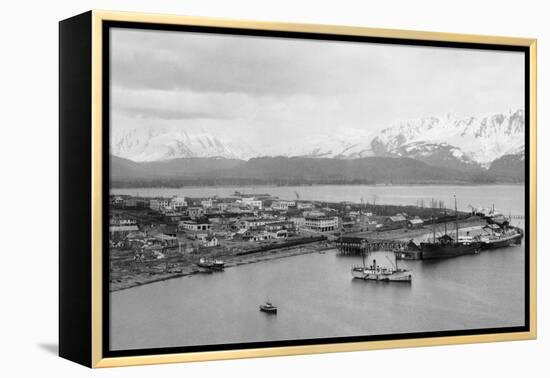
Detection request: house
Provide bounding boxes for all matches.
[304,215,339,233]
[179,219,212,232]
[169,197,187,210]
[152,233,178,247]
[288,216,306,228]
[296,202,314,210]
[201,235,219,247]
[265,221,293,232]
[110,196,124,207]
[163,211,185,223]
[384,215,408,228]
[271,200,296,211]
[123,197,149,209]
[407,218,424,229]
[241,197,263,209]
[109,224,139,241]
[267,230,288,239]
[201,199,214,208]
[241,218,267,230]
[187,207,205,219]
[150,198,170,211]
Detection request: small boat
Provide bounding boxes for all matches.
[259,302,277,314]
[197,258,225,271]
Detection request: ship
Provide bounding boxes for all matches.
[351,250,412,282]
[420,196,482,260]
[478,224,523,249]
[197,257,225,271]
[259,302,277,314]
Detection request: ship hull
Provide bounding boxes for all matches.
[481,233,522,249]
[352,268,412,282]
[420,242,482,260]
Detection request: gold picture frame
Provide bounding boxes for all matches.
[59,10,537,368]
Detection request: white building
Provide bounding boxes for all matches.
[179,220,211,232]
[201,199,214,208]
[297,202,314,210]
[288,216,306,228]
[150,198,170,211]
[271,200,296,211]
[241,197,263,209]
[169,197,187,210]
[304,216,339,233]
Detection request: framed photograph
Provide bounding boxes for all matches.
[59,10,537,368]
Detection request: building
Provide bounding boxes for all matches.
[240,218,267,230]
[267,230,288,239]
[201,199,214,208]
[241,197,263,209]
[384,215,408,228]
[407,218,424,229]
[110,196,124,207]
[150,198,170,211]
[296,202,314,210]
[179,220,211,232]
[271,200,296,211]
[187,207,205,219]
[304,215,339,233]
[123,197,149,209]
[288,216,306,228]
[169,197,187,210]
[265,221,294,233]
[201,235,219,247]
[152,233,178,247]
[109,224,139,241]
[109,218,137,226]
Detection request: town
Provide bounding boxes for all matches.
[109,191,506,291]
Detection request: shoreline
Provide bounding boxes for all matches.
[109,217,487,293]
[111,182,525,191]
[110,243,332,293]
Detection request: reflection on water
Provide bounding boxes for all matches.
[110,245,525,350]
[110,184,526,350]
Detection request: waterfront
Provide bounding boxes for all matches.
[109,184,526,350]
[110,244,524,350]
[112,184,525,216]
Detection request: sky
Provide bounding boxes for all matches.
[110,27,525,149]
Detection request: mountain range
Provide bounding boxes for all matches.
[110,109,525,185]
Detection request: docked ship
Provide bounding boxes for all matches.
[478,224,523,249]
[351,250,412,282]
[420,196,482,260]
[197,257,225,271]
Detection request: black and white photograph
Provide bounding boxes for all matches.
[107,26,528,352]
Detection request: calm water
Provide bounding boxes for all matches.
[110,184,526,350]
[110,247,524,350]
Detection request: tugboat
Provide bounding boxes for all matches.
[351,250,412,282]
[420,196,482,259]
[259,302,278,314]
[197,257,225,271]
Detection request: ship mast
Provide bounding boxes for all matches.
[444,207,447,235]
[432,212,436,243]
[454,195,459,242]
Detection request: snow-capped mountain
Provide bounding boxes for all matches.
[259,129,375,159]
[371,109,525,167]
[111,125,257,162]
[111,109,524,171]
